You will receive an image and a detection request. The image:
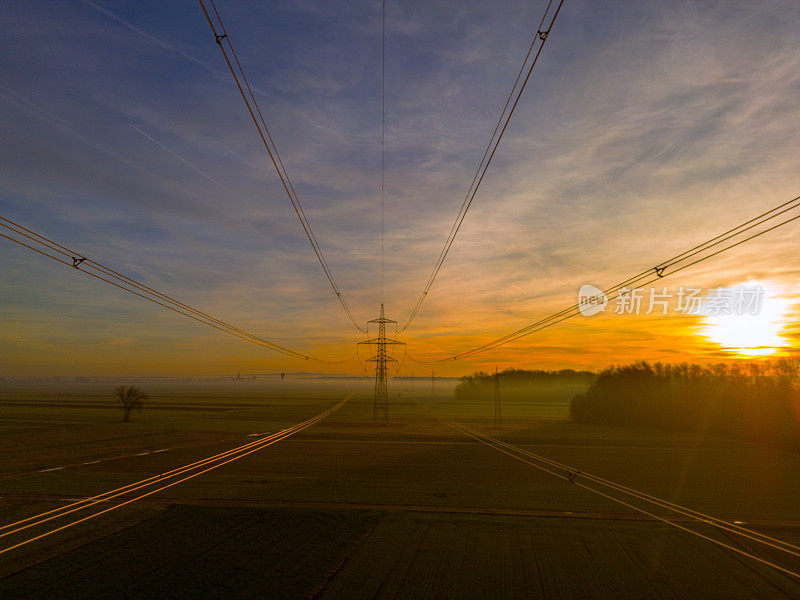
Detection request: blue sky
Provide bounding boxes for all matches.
[1,1,799,376]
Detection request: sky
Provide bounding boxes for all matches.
[1,0,799,377]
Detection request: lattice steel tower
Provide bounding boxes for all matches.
[359,304,405,424]
[494,366,501,428]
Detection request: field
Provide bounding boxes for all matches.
[1,378,800,598]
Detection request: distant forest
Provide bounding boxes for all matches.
[455,369,594,403]
[571,359,800,449]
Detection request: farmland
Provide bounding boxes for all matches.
[1,378,800,598]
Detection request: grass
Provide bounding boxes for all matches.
[1,379,799,598]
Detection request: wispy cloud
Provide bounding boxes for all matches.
[1,0,798,376]
[130,125,221,187]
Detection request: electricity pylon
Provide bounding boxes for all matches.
[358,304,405,424]
[494,366,501,428]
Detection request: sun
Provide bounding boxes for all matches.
[699,281,795,357]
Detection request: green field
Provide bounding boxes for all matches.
[1,379,799,598]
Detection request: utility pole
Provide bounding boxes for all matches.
[494,366,501,428]
[431,369,436,405]
[358,304,405,424]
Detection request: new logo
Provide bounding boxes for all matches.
[578,285,608,316]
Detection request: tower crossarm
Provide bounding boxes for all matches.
[358,338,406,346]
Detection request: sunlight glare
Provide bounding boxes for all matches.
[699,281,795,357]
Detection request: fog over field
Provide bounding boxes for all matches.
[2,0,800,597]
[2,376,800,598]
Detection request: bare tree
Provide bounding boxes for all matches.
[114,386,147,422]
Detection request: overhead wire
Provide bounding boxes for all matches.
[607,194,800,294]
[3,2,796,583]
[0,393,352,555]
[394,343,408,378]
[401,0,564,331]
[410,194,800,363]
[450,208,800,361]
[198,0,366,333]
[0,215,346,363]
[1,425,301,540]
[449,418,800,557]
[381,0,386,305]
[443,418,800,581]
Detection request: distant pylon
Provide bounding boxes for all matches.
[358,304,405,424]
[494,366,501,428]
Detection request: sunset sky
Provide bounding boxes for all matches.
[1,0,799,377]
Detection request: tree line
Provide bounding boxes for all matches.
[570,359,800,448]
[456,368,594,403]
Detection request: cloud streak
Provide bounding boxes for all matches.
[1,0,798,376]
[130,125,221,186]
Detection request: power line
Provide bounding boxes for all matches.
[198,0,366,333]
[605,194,800,295]
[0,394,351,555]
[410,194,800,363]
[1,417,316,539]
[381,0,386,305]
[401,0,564,331]
[444,418,800,581]
[469,421,800,558]
[0,215,345,364]
[418,208,800,363]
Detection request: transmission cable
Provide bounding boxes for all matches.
[381,0,386,305]
[0,394,351,556]
[444,418,800,581]
[410,194,800,363]
[0,215,346,363]
[401,0,565,331]
[460,420,800,558]
[197,0,366,333]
